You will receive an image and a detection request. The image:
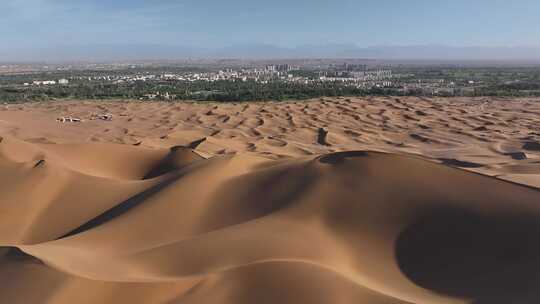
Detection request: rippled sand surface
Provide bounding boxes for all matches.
[0,97,539,304]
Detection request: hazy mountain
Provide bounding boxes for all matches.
[359,45,540,60]
[2,44,540,62]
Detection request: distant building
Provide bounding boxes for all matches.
[143,93,158,100]
[58,79,69,85]
[265,65,277,72]
[276,64,295,72]
[33,80,56,85]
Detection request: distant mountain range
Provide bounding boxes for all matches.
[3,44,540,62]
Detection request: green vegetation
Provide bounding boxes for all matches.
[0,80,375,102]
[1,66,540,103]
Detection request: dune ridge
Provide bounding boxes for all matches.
[0,97,538,187]
[0,135,537,303]
[0,97,539,303]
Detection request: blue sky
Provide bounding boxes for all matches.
[1,0,539,53]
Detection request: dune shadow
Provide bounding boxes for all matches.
[523,141,540,151]
[318,151,368,165]
[438,158,484,168]
[200,162,320,230]
[59,163,201,239]
[395,206,540,303]
[317,128,330,146]
[143,146,202,179]
[0,247,43,265]
[505,152,527,160]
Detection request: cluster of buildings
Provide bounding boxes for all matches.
[69,75,157,83]
[24,79,69,86]
[18,64,396,90]
[264,64,298,72]
[398,80,478,96]
[158,65,300,83]
[71,66,302,84]
[319,69,394,86]
[141,91,176,100]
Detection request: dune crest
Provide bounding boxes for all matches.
[0,135,538,304]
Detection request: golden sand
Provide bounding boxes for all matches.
[0,97,538,303]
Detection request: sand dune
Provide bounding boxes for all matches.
[0,97,538,187]
[0,97,539,303]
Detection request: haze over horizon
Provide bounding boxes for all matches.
[2,0,540,61]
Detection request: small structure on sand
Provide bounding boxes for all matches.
[56,117,82,123]
[91,113,113,121]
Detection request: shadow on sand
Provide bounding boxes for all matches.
[396,206,540,304]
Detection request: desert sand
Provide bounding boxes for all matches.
[0,97,539,304]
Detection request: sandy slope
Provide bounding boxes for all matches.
[0,97,539,304]
[0,96,538,187]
